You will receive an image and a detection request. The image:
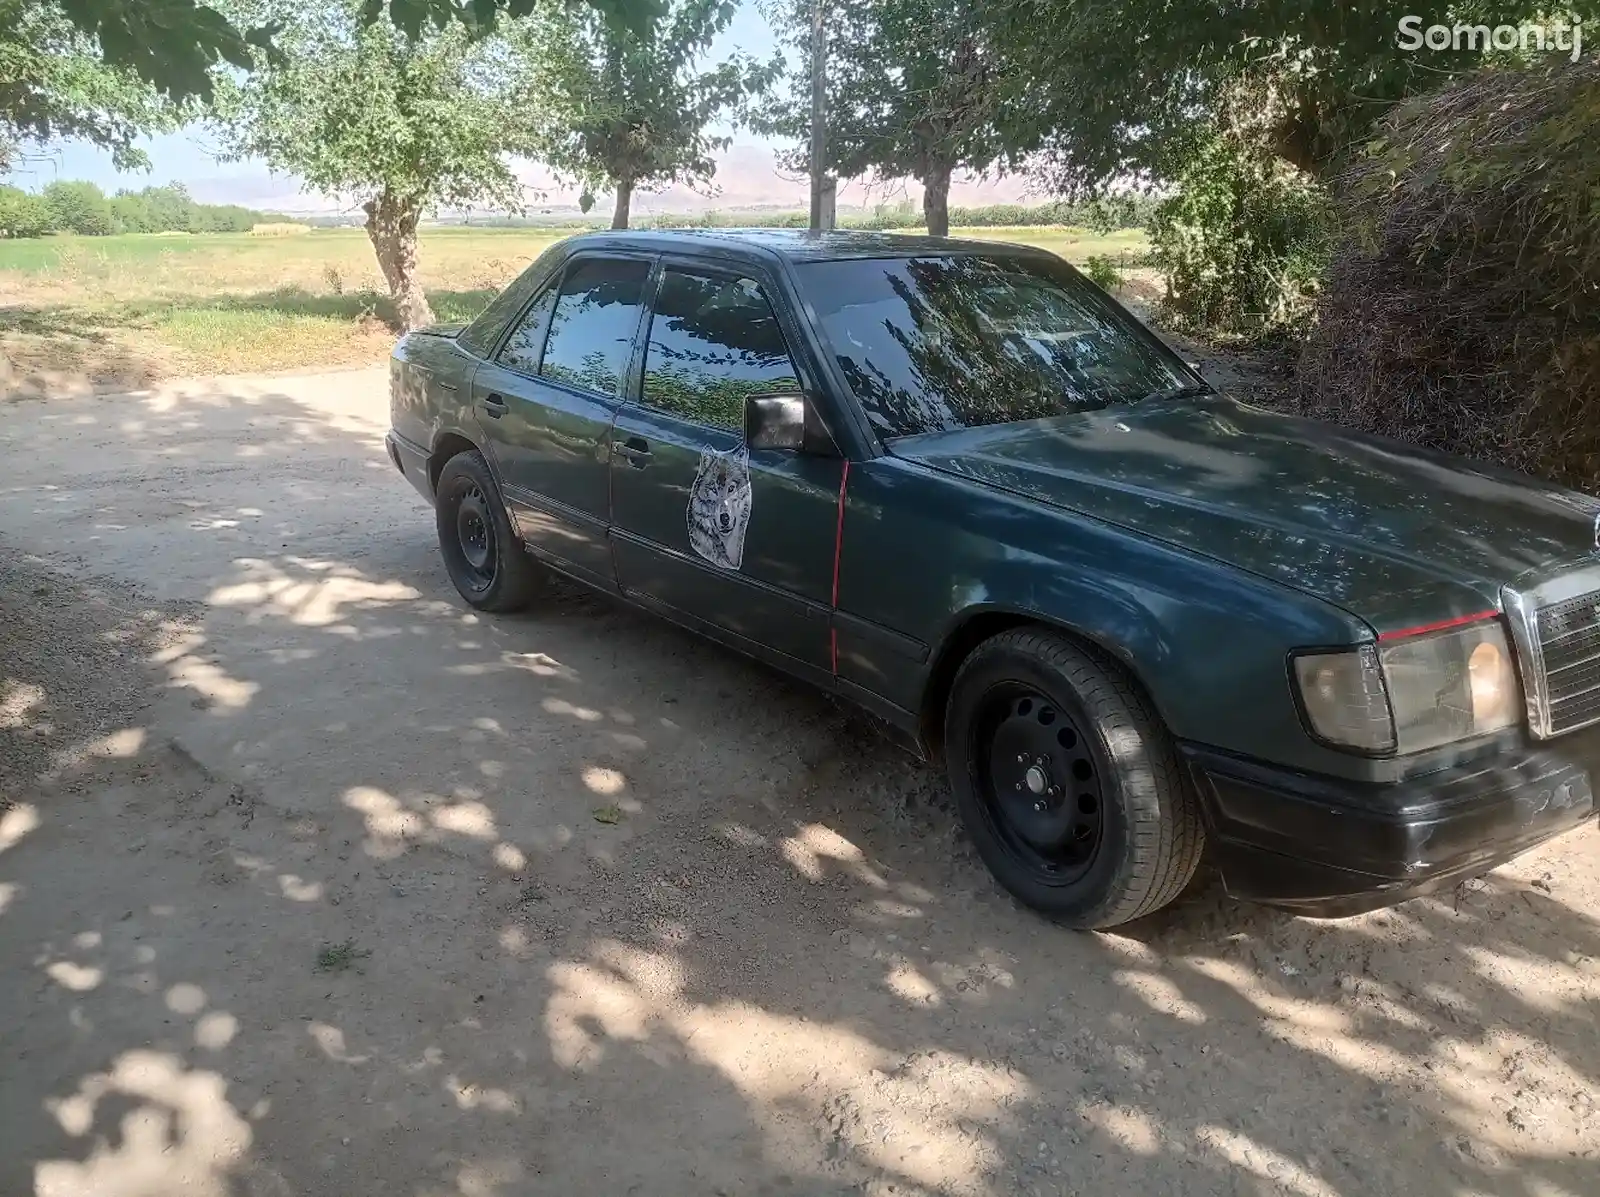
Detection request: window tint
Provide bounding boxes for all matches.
[642,270,800,430]
[494,284,558,374]
[539,257,651,396]
[793,256,1193,439]
[459,259,551,358]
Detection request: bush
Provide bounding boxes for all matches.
[1149,135,1332,339]
[0,185,52,238]
[1082,254,1122,291]
[1295,56,1600,489]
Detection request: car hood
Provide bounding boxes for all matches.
[888,395,1600,627]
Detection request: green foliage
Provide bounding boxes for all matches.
[42,179,115,235]
[0,0,174,170]
[216,5,531,213]
[215,0,545,325]
[761,0,1040,234]
[521,0,775,226]
[988,1,1600,193]
[1081,254,1121,291]
[47,0,659,103]
[1148,134,1332,339]
[0,184,51,237]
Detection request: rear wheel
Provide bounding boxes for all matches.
[944,628,1203,928]
[434,450,541,613]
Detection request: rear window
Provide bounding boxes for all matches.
[794,255,1190,439]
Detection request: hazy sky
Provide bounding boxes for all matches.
[15,3,1028,213]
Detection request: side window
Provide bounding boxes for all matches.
[459,260,549,358]
[642,270,801,431]
[494,284,558,374]
[539,257,651,396]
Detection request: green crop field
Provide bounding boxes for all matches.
[0,224,1151,395]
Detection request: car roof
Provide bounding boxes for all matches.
[556,227,1049,264]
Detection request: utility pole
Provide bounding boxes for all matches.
[808,0,834,231]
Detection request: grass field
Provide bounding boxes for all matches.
[0,224,1150,395]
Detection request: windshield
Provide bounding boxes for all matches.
[794,254,1198,439]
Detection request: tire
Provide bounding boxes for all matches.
[943,628,1204,928]
[433,449,541,613]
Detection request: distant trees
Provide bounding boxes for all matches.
[41,180,115,235]
[0,185,52,237]
[0,178,275,237]
[522,0,775,228]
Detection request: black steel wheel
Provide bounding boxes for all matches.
[974,688,1105,884]
[944,628,1204,928]
[434,449,541,613]
[453,481,497,592]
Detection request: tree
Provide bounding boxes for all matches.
[985,0,1600,194]
[0,0,175,172]
[215,2,536,329]
[761,0,1036,237]
[523,0,774,229]
[42,179,115,234]
[0,184,52,236]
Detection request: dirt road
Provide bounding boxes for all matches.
[2,371,1596,1197]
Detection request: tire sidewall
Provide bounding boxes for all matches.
[435,452,519,611]
[946,641,1141,923]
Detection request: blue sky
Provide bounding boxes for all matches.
[16,3,789,209]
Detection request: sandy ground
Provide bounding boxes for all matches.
[1,369,1597,1197]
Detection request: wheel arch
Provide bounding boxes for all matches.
[918,607,1173,764]
[428,429,481,492]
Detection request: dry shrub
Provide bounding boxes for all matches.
[1294,56,1600,489]
[249,222,312,237]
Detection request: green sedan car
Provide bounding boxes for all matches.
[386,229,1599,928]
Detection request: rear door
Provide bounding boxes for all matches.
[609,262,844,675]
[469,253,653,588]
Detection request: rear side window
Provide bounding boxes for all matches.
[539,257,651,396]
[641,270,801,430]
[495,284,558,375]
[459,259,551,358]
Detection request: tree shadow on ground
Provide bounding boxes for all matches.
[1,381,1597,1197]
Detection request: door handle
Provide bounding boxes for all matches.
[481,393,508,419]
[615,435,652,468]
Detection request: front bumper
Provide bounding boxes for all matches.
[1183,729,1599,916]
[386,430,434,505]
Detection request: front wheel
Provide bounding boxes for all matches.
[434,450,541,613]
[944,628,1204,928]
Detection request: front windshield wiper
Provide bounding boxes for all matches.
[1136,380,1214,405]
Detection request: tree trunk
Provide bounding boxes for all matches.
[922,163,952,238]
[611,177,634,230]
[363,189,434,331]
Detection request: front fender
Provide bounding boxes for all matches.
[835,459,1371,776]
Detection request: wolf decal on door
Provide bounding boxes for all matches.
[686,444,752,570]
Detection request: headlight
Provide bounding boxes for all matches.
[1293,619,1522,754]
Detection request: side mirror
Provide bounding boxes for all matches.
[744,392,807,451]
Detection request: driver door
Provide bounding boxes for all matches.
[609,264,843,675]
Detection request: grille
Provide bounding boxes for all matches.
[1538,591,1600,734]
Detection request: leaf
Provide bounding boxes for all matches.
[592,805,622,824]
